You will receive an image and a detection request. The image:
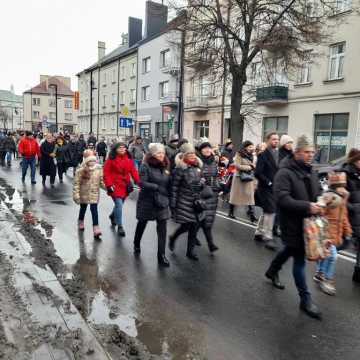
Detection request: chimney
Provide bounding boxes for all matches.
[98,41,106,61]
[128,17,143,47]
[145,1,168,38]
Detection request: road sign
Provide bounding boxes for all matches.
[122,106,129,117]
[119,117,134,128]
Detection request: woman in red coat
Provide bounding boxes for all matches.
[103,142,140,236]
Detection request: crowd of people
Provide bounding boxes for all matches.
[7,128,360,320]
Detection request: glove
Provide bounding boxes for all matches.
[107,186,115,195]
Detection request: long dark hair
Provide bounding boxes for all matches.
[108,142,130,160]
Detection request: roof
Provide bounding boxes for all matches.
[77,13,186,76]
[0,90,23,104]
[23,76,74,96]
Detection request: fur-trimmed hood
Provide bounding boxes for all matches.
[174,152,203,169]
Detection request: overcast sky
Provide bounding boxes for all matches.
[0,0,150,94]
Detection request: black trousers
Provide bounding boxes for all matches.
[134,219,167,255]
[57,163,67,180]
[42,174,56,185]
[171,222,198,253]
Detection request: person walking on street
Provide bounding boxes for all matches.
[313,172,352,296]
[165,134,179,170]
[169,143,207,261]
[18,131,40,184]
[40,134,57,187]
[66,136,80,175]
[254,132,280,250]
[103,142,140,237]
[55,136,68,183]
[130,136,146,169]
[279,135,294,163]
[265,135,323,320]
[0,132,6,166]
[134,143,171,267]
[196,140,220,253]
[342,149,360,283]
[73,150,105,239]
[96,137,108,164]
[76,134,87,165]
[87,132,97,146]
[222,139,235,164]
[229,141,257,222]
[4,132,16,167]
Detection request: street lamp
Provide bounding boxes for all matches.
[49,84,58,133]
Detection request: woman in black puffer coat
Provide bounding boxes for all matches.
[342,149,360,283]
[197,141,219,252]
[169,143,206,261]
[134,143,171,267]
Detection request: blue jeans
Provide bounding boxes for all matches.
[79,204,99,226]
[111,198,124,226]
[134,159,142,170]
[316,245,337,280]
[5,152,12,163]
[270,245,311,303]
[22,157,36,182]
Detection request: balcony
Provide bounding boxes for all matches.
[185,96,209,112]
[160,92,178,107]
[256,83,288,105]
[161,63,180,76]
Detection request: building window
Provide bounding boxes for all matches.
[85,99,89,111]
[49,112,56,120]
[156,122,170,139]
[80,100,84,112]
[262,116,288,140]
[194,120,209,139]
[297,59,311,84]
[48,98,56,107]
[32,111,40,119]
[131,63,136,77]
[112,69,116,83]
[130,89,136,103]
[65,113,72,121]
[32,98,40,106]
[335,0,352,13]
[328,43,345,80]
[103,72,107,86]
[64,99,72,108]
[112,93,116,106]
[142,57,151,73]
[120,91,125,105]
[159,81,169,98]
[120,65,126,80]
[141,86,150,101]
[111,116,116,130]
[314,113,348,163]
[160,49,170,68]
[103,95,107,108]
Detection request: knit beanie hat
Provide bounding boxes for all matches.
[242,140,254,149]
[197,138,212,152]
[180,142,195,155]
[295,135,313,151]
[83,149,96,159]
[328,172,347,187]
[169,134,179,143]
[148,143,165,155]
[84,155,97,164]
[280,134,294,147]
[347,148,360,164]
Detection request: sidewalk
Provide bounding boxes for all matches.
[0,201,111,360]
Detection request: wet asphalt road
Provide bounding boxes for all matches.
[1,161,360,360]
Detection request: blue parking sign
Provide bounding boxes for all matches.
[119,117,133,128]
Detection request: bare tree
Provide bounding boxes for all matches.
[170,0,347,145]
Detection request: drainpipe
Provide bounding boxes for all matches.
[116,58,121,137]
[177,29,185,137]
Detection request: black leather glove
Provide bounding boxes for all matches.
[107,186,114,195]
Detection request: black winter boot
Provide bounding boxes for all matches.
[158,254,170,267]
[265,268,285,290]
[228,204,236,219]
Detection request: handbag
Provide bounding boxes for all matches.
[238,171,254,182]
[304,216,331,261]
[126,182,134,194]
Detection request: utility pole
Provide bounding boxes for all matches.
[177,28,185,137]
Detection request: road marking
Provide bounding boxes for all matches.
[216,211,258,229]
[338,253,356,264]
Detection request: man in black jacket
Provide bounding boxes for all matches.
[254,132,279,250]
[265,135,323,320]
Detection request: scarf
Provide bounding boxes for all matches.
[184,158,198,167]
[239,148,254,163]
